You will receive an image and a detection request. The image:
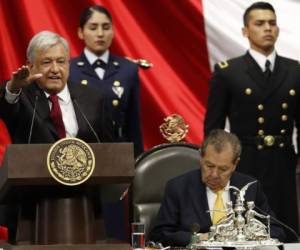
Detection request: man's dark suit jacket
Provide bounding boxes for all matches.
[204,52,300,240]
[0,82,114,143]
[149,169,285,247]
[69,53,143,157]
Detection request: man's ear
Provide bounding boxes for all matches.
[242,27,248,38]
[199,154,203,164]
[27,61,34,71]
[233,157,240,171]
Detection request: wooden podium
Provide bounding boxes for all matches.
[0,142,134,249]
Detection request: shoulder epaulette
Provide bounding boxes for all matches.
[218,61,229,69]
[125,56,153,69]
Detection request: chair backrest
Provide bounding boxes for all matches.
[132,143,200,239]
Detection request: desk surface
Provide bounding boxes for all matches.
[0,243,298,250]
[147,243,300,250]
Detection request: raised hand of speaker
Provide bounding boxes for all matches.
[7,65,42,93]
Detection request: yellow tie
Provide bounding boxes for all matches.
[212,189,226,224]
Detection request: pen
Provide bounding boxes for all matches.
[119,188,129,200]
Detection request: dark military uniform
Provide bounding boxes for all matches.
[204,52,300,241]
[69,52,144,157]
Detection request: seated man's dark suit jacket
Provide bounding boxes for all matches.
[149,169,285,247]
[0,82,114,242]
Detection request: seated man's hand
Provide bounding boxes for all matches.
[198,233,209,241]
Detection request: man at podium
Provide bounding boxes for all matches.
[0,30,114,144]
[0,30,115,243]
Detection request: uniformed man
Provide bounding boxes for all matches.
[69,5,143,157]
[204,1,300,242]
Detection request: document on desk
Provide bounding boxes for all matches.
[253,244,300,250]
[283,243,300,250]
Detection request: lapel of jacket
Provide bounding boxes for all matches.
[245,53,288,101]
[27,83,58,137]
[191,171,213,229]
[103,54,119,79]
[262,55,287,101]
[229,174,238,202]
[244,52,266,91]
[78,53,100,80]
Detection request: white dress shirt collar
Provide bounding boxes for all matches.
[44,84,71,104]
[84,48,109,65]
[206,182,230,196]
[248,48,276,72]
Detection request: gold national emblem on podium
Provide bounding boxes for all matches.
[159,114,189,142]
[47,138,95,186]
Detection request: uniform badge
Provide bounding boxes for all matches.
[77,61,85,67]
[112,86,124,98]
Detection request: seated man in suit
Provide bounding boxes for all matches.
[148,129,285,247]
[0,30,114,242]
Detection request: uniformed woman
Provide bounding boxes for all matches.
[69,5,144,157]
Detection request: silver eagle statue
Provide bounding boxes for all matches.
[190,181,283,250]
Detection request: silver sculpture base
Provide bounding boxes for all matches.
[191,238,283,249]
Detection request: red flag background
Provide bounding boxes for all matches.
[0,0,211,163]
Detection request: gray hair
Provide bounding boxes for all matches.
[201,129,241,164]
[27,31,69,63]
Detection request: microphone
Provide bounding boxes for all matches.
[191,223,201,234]
[255,205,300,243]
[27,91,39,144]
[72,98,101,143]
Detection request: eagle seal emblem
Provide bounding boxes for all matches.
[159,114,189,142]
[47,138,95,186]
